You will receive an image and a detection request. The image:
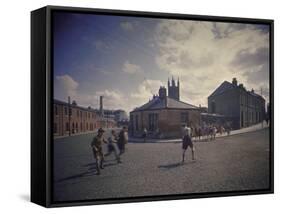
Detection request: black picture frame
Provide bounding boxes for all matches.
[31,5,274,208]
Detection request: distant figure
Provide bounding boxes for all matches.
[91,128,107,175]
[212,126,217,140]
[182,127,195,163]
[105,130,121,163]
[118,126,128,155]
[198,126,202,140]
[226,123,231,136]
[142,128,147,142]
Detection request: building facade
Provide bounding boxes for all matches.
[208,78,266,129]
[53,99,116,137]
[130,78,201,139]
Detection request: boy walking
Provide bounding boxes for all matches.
[106,130,122,163]
[91,128,107,175]
[182,127,195,163]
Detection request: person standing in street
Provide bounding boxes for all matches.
[106,130,122,163]
[182,127,195,163]
[91,128,107,175]
[142,128,147,143]
[118,126,128,155]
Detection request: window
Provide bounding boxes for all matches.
[54,123,58,133]
[77,109,79,117]
[135,115,139,131]
[181,112,189,124]
[64,107,68,115]
[211,101,216,113]
[148,113,158,131]
[54,105,58,115]
[66,122,69,131]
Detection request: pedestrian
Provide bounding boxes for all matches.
[105,130,122,163]
[198,126,202,141]
[90,128,107,175]
[142,128,147,143]
[212,125,217,140]
[182,127,195,163]
[118,126,128,155]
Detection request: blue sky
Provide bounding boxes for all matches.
[53,11,270,113]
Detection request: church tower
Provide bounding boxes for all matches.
[168,76,180,101]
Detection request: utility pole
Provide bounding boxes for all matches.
[68,96,71,136]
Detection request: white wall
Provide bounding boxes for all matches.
[0,0,279,212]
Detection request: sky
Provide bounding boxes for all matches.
[53,11,270,114]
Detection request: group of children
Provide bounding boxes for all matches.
[90,127,128,175]
[90,125,195,174]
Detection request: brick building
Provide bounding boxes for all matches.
[53,99,116,137]
[129,78,201,139]
[208,78,266,129]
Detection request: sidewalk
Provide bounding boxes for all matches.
[54,127,122,139]
[129,121,269,143]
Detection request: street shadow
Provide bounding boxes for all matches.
[158,162,183,169]
[57,160,119,183]
[57,169,97,183]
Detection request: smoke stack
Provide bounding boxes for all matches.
[100,96,104,117]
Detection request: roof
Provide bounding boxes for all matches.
[131,96,198,112]
[208,81,235,98]
[54,99,98,113]
[208,81,265,100]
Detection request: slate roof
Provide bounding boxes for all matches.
[132,96,198,112]
[54,99,98,112]
[208,81,265,100]
[208,81,235,98]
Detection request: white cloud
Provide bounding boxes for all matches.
[54,75,79,99]
[120,21,134,31]
[153,20,270,105]
[130,79,164,106]
[122,60,143,74]
[54,74,133,112]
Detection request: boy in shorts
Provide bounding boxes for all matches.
[182,127,195,163]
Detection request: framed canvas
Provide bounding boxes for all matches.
[31,5,274,207]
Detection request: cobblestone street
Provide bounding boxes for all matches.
[53,128,270,202]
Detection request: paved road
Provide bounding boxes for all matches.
[53,128,270,202]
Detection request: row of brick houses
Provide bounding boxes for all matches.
[53,99,116,137]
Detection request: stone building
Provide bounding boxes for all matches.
[208,78,266,129]
[130,78,201,139]
[53,99,116,137]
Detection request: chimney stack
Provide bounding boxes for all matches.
[159,86,167,99]
[232,78,238,86]
[99,96,104,117]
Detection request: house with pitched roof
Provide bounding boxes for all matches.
[129,78,201,138]
[208,78,266,129]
